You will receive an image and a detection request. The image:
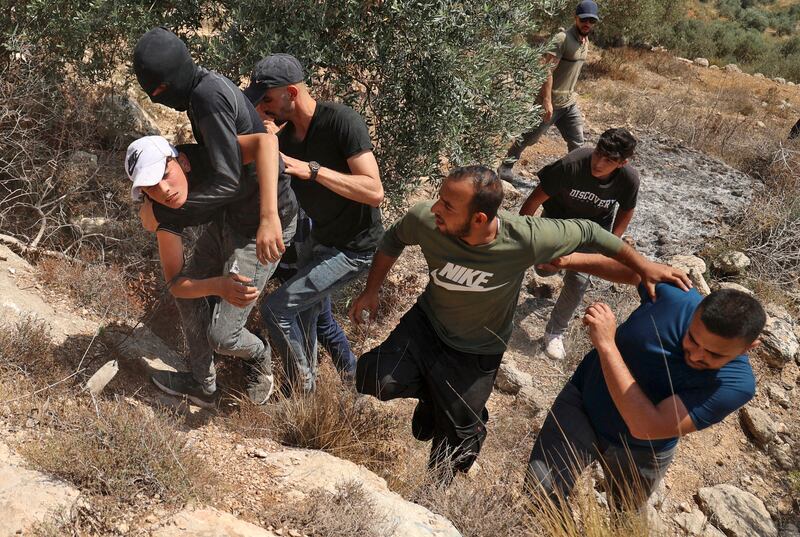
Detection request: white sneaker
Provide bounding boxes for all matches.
[497,163,514,182]
[543,332,566,360]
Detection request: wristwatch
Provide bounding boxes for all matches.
[308,160,320,182]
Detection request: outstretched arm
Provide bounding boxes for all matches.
[520,184,550,216]
[584,302,697,440]
[348,251,399,324]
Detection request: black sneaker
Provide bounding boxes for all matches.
[412,400,435,441]
[151,371,217,409]
[245,358,275,405]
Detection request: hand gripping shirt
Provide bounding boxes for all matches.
[379,202,624,354]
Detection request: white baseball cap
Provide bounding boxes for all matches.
[125,135,178,201]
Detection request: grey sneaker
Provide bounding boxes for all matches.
[245,358,275,405]
[497,162,515,182]
[151,370,217,409]
[543,332,566,360]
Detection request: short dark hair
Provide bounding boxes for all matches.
[447,165,504,220]
[596,128,637,161]
[698,289,766,344]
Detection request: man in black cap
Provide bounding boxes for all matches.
[498,0,599,181]
[244,53,384,393]
[132,28,298,405]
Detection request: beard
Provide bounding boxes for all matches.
[576,24,592,37]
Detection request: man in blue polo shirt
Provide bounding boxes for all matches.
[525,252,766,509]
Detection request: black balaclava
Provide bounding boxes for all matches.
[133,27,197,112]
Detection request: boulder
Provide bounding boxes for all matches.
[97,94,160,149]
[495,361,533,394]
[696,484,777,537]
[768,443,795,470]
[724,64,742,73]
[760,317,799,368]
[263,449,461,537]
[766,383,790,408]
[739,405,776,447]
[710,65,720,70]
[713,282,754,296]
[674,509,707,535]
[525,271,564,299]
[0,442,81,536]
[516,384,548,415]
[694,58,710,67]
[754,73,765,79]
[712,251,750,276]
[774,77,787,85]
[151,507,280,536]
[665,254,710,296]
[501,180,522,202]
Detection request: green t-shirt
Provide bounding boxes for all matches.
[548,26,589,109]
[379,202,624,354]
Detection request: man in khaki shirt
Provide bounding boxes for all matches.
[499,0,598,181]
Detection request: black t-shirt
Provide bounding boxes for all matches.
[538,147,639,230]
[156,144,295,237]
[278,101,383,252]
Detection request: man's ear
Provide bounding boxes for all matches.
[473,211,488,225]
[286,85,299,99]
[617,158,629,168]
[746,338,761,352]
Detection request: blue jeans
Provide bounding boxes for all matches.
[506,103,585,161]
[175,216,297,391]
[261,235,372,392]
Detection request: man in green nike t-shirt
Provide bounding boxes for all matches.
[349,165,690,485]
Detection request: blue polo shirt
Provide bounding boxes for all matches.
[570,283,756,451]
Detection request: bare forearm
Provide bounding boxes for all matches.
[612,208,634,237]
[520,184,549,216]
[256,137,280,222]
[316,167,383,206]
[560,253,641,285]
[539,71,553,105]
[612,243,650,276]
[364,250,399,294]
[168,276,223,299]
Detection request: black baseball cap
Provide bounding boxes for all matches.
[244,53,306,104]
[576,0,599,20]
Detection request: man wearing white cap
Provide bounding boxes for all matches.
[126,133,296,408]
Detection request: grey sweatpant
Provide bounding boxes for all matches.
[506,103,585,160]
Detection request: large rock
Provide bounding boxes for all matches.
[740,405,777,447]
[0,442,81,536]
[98,94,160,149]
[495,361,533,394]
[264,449,461,537]
[724,64,742,73]
[768,443,795,470]
[714,282,754,296]
[152,507,279,536]
[760,317,799,368]
[696,484,777,537]
[712,251,751,276]
[694,58,710,67]
[674,508,707,535]
[516,384,548,416]
[665,254,710,296]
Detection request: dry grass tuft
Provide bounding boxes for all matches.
[20,398,214,505]
[230,364,403,475]
[267,480,390,537]
[37,257,141,319]
[0,315,55,376]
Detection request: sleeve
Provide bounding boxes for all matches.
[155,89,244,220]
[618,170,640,210]
[378,203,426,257]
[679,374,755,431]
[546,31,567,60]
[528,217,624,264]
[536,159,566,198]
[336,106,374,159]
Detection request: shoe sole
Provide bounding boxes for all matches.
[248,374,275,405]
[151,375,216,410]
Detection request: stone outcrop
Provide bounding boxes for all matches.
[97,94,160,149]
[0,442,80,536]
[696,484,777,537]
[264,449,461,537]
[760,316,799,368]
[712,251,751,276]
[495,361,533,395]
[740,405,777,447]
[665,254,710,296]
[151,507,280,537]
[694,58,710,67]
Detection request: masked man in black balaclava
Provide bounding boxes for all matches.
[132,27,298,407]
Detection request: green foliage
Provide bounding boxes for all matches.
[739,7,769,31]
[0,1,212,79]
[199,0,554,203]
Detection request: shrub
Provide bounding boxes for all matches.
[739,7,770,31]
[199,0,553,205]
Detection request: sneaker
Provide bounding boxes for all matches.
[543,332,566,360]
[412,400,435,441]
[497,162,515,182]
[245,358,275,405]
[151,370,217,409]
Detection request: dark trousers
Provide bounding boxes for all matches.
[356,304,502,484]
[525,382,676,510]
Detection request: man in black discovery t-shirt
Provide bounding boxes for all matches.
[520,128,639,360]
[244,53,384,393]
